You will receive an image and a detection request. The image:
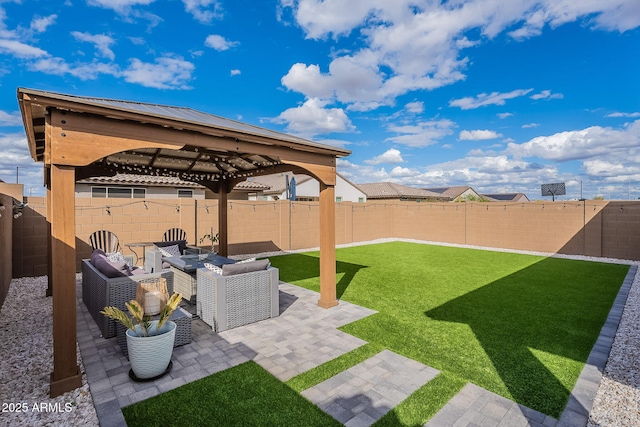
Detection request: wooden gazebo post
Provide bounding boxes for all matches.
[318,182,337,308]
[48,164,82,396]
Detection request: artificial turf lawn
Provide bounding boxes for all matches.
[122,361,341,427]
[123,242,629,425]
[269,241,629,418]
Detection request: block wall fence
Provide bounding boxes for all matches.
[11,196,640,278]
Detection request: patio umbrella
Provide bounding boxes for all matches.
[289,176,296,201]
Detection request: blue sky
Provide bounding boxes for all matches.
[0,0,639,200]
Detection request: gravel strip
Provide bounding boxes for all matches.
[0,274,98,427]
[0,240,637,426]
[587,268,640,427]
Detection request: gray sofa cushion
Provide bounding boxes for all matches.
[222,259,270,276]
[93,255,130,278]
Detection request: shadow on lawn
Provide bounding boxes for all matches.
[271,253,367,299]
[424,257,628,418]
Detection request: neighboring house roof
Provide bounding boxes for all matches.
[77,173,202,188]
[482,193,530,202]
[78,173,271,191]
[359,182,451,201]
[236,173,313,195]
[423,186,475,199]
[233,179,270,191]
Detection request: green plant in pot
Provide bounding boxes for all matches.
[101,292,182,380]
[200,228,219,253]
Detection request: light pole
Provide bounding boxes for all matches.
[16,166,20,183]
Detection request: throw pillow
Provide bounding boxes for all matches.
[90,249,106,266]
[237,257,256,264]
[93,256,130,278]
[158,244,181,258]
[204,263,223,275]
[106,251,131,268]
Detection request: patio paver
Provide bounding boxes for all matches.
[302,349,439,426]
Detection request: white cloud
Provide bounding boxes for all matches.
[0,111,23,127]
[606,112,640,118]
[389,166,417,177]
[230,69,241,76]
[281,63,335,99]
[0,39,48,58]
[522,123,540,128]
[405,101,424,114]
[272,98,355,136]
[205,34,239,51]
[497,112,514,119]
[530,89,563,100]
[71,31,116,60]
[364,148,404,165]
[507,120,640,162]
[459,130,503,140]
[28,56,119,80]
[122,56,195,89]
[183,0,223,23]
[30,15,57,33]
[279,1,640,112]
[386,119,456,148]
[88,0,156,14]
[449,89,533,110]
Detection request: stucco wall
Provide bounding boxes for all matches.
[10,198,640,278]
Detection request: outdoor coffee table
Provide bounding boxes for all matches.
[163,253,236,304]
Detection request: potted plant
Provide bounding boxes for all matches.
[200,227,219,253]
[101,292,182,380]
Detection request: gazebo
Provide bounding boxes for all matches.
[17,87,351,397]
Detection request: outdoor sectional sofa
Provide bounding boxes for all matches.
[81,258,174,339]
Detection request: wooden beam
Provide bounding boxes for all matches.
[282,161,337,186]
[45,167,52,298]
[49,164,82,397]
[318,182,338,308]
[218,182,229,257]
[49,110,185,166]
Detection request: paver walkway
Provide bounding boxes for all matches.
[76,264,636,427]
[302,350,439,426]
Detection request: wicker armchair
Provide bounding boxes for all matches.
[81,259,174,338]
[196,266,279,332]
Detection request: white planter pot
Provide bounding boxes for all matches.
[126,320,176,380]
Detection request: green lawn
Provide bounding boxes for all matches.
[123,242,629,425]
[270,242,629,418]
[122,361,341,427]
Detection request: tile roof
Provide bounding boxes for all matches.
[78,173,271,191]
[77,174,202,187]
[236,173,313,195]
[482,193,530,202]
[423,186,473,198]
[233,180,271,191]
[358,182,451,200]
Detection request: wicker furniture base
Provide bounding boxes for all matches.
[81,259,174,339]
[196,267,279,332]
[117,307,192,358]
[170,266,198,304]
